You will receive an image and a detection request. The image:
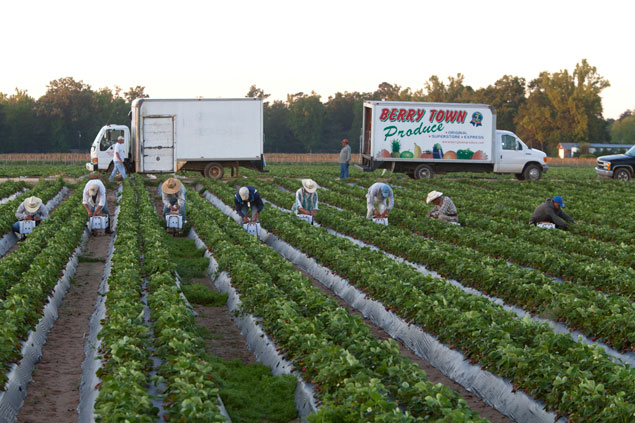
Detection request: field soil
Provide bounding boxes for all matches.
[16,190,116,423]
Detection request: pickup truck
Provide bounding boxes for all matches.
[595,145,635,181]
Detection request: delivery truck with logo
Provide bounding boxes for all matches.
[359,101,547,180]
[86,98,266,178]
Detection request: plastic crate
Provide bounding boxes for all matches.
[18,220,36,234]
[296,214,313,224]
[243,222,261,236]
[166,214,183,229]
[372,217,388,226]
[89,216,108,230]
[537,222,556,229]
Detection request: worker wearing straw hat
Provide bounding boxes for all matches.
[83,175,112,233]
[12,196,49,234]
[161,177,186,220]
[292,179,319,217]
[426,190,459,223]
[366,182,393,219]
[235,185,264,223]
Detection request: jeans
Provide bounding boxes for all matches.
[339,162,349,179]
[12,213,44,233]
[163,198,186,219]
[109,161,127,182]
[239,205,256,220]
[87,201,110,218]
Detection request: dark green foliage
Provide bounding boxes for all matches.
[180,283,227,306]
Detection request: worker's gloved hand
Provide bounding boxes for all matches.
[242,216,249,224]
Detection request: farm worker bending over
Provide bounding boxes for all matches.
[83,175,112,233]
[529,195,574,230]
[235,186,264,223]
[426,191,459,223]
[366,182,393,218]
[12,196,49,234]
[292,179,319,217]
[109,135,127,182]
[161,177,186,220]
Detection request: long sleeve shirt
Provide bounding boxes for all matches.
[162,184,186,208]
[529,199,575,229]
[82,180,107,208]
[430,196,457,218]
[291,189,318,213]
[15,202,49,220]
[366,183,394,211]
[234,186,264,217]
[339,145,352,163]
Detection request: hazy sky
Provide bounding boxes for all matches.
[2,0,633,119]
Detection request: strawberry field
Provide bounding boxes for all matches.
[0,165,632,423]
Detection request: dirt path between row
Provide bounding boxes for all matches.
[16,189,116,423]
[147,184,256,364]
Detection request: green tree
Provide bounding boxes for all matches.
[423,74,474,103]
[610,111,635,143]
[472,75,526,132]
[263,100,301,153]
[515,59,609,154]
[246,85,270,101]
[287,92,325,152]
[124,86,149,103]
[1,90,42,153]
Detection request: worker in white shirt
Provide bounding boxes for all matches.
[109,135,127,182]
[83,175,112,233]
[366,182,394,218]
[161,177,186,220]
[12,196,49,235]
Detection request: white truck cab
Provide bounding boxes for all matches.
[494,130,547,179]
[86,125,130,172]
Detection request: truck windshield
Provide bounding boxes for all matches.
[626,146,635,157]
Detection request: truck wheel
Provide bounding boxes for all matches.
[613,168,631,181]
[204,162,224,179]
[523,164,542,181]
[514,173,525,181]
[414,164,434,179]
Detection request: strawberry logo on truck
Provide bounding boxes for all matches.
[379,107,468,141]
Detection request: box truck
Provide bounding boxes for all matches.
[359,101,548,180]
[86,98,266,178]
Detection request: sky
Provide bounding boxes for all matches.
[1,0,633,120]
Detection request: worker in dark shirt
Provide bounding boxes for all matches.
[529,195,574,230]
[235,186,264,223]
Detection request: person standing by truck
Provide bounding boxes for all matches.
[161,177,186,220]
[109,136,127,182]
[366,182,393,218]
[338,139,352,180]
[529,195,574,230]
[235,186,264,223]
[292,179,319,217]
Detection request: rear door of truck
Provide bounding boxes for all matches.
[141,116,175,172]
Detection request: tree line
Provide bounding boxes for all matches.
[1,60,634,156]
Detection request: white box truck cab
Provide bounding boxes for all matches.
[87,98,266,178]
[360,101,548,180]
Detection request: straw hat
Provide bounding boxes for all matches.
[24,196,42,213]
[162,177,183,194]
[302,179,317,193]
[239,187,250,201]
[426,190,443,204]
[88,183,100,196]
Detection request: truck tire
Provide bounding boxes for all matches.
[613,168,631,181]
[414,164,434,179]
[523,164,542,181]
[203,162,224,179]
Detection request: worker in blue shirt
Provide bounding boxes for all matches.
[235,186,264,223]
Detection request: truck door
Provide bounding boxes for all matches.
[497,133,526,172]
[97,128,125,170]
[142,116,175,172]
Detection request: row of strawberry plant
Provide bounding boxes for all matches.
[200,178,635,422]
[93,179,156,422]
[187,187,489,422]
[385,176,635,244]
[0,179,65,236]
[0,180,27,201]
[0,164,87,178]
[312,177,635,300]
[0,189,87,389]
[249,176,635,353]
[0,182,75,299]
[133,176,227,423]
